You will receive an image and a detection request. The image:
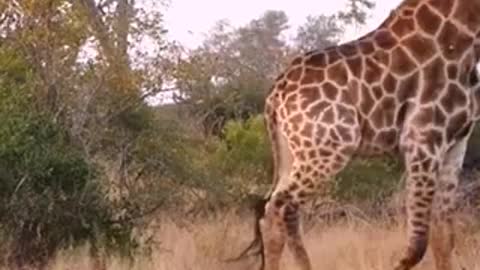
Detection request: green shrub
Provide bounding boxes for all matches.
[334,157,403,203]
[214,115,271,177]
[0,48,138,268]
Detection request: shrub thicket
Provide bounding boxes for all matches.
[0,47,139,268]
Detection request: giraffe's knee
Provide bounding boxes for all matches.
[283,201,300,234]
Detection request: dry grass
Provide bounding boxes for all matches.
[35,213,480,270]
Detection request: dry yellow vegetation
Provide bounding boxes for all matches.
[35,211,480,270]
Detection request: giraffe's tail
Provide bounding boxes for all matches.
[223,195,268,267]
[224,94,281,269]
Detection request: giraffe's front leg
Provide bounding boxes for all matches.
[431,135,470,270]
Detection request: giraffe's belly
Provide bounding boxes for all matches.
[355,113,402,157]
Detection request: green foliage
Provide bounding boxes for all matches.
[176,115,272,210]
[334,157,403,203]
[214,115,271,178]
[0,48,138,267]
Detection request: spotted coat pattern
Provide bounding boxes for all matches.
[259,1,480,270]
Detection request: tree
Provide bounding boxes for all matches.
[0,1,184,267]
[338,0,376,26]
[294,15,343,53]
[172,11,291,136]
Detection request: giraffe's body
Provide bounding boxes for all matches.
[258,0,480,270]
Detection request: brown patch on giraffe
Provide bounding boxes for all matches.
[304,140,313,148]
[307,149,317,159]
[383,73,398,94]
[372,50,390,66]
[338,42,358,57]
[404,0,421,7]
[318,148,333,157]
[285,94,298,114]
[285,101,297,114]
[382,97,396,125]
[402,8,415,17]
[391,17,416,39]
[361,120,376,141]
[281,83,298,99]
[290,135,302,148]
[397,72,419,102]
[346,57,363,78]
[336,125,353,142]
[327,63,348,86]
[322,107,335,123]
[374,30,397,50]
[391,47,417,75]
[358,40,375,55]
[295,150,307,161]
[327,49,342,64]
[290,113,303,125]
[372,86,383,100]
[359,84,375,115]
[305,53,327,67]
[364,58,383,84]
[437,21,474,60]
[371,97,396,128]
[299,86,320,109]
[414,106,434,126]
[286,67,303,81]
[416,5,442,36]
[377,129,398,147]
[339,89,352,105]
[301,122,314,137]
[315,125,327,143]
[300,68,325,84]
[453,0,480,32]
[291,57,303,66]
[306,101,330,118]
[428,0,454,17]
[446,111,468,141]
[348,80,360,105]
[337,104,356,125]
[323,82,339,100]
[402,34,436,64]
[420,57,445,103]
[276,80,287,91]
[434,106,447,126]
[288,182,299,192]
[440,83,467,113]
[423,129,443,154]
[447,64,458,80]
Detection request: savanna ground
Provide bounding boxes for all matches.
[32,211,480,270]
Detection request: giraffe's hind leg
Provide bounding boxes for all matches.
[431,135,470,270]
[261,120,360,270]
[394,144,439,270]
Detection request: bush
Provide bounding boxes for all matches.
[211,115,272,198]
[334,157,403,203]
[0,49,138,268]
[214,115,271,178]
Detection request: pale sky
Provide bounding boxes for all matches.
[162,0,403,48]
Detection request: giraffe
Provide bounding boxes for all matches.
[254,0,480,270]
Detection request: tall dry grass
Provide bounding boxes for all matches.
[33,211,480,270]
